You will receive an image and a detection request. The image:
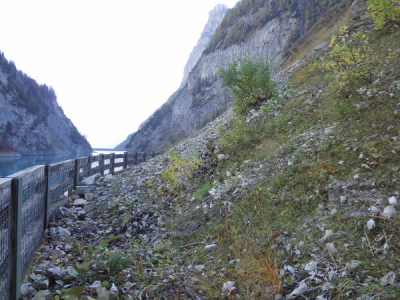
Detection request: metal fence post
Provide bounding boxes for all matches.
[11,177,22,300]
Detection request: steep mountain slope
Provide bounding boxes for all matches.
[0,52,92,156]
[20,0,400,299]
[120,0,343,153]
[115,4,230,151]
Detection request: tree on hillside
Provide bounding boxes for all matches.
[218,56,276,115]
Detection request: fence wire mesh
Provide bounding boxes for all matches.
[1,152,134,297]
[78,157,90,182]
[49,159,76,218]
[19,166,47,277]
[0,178,12,300]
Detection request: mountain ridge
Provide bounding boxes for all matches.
[118,0,344,153]
[0,52,92,156]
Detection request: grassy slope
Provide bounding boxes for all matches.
[55,6,399,300]
[161,12,400,300]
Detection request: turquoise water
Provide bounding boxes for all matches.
[0,153,90,177]
[0,150,126,177]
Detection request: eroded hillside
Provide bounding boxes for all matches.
[21,1,399,299]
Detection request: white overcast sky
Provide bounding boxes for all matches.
[0,0,239,148]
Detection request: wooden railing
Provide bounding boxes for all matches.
[0,151,154,300]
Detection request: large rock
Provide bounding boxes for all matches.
[349,0,368,20]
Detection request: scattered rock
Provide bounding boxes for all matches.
[349,0,368,20]
[204,244,217,251]
[80,173,101,185]
[73,198,87,206]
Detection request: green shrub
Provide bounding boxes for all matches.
[218,117,261,156]
[161,150,202,192]
[218,56,276,115]
[367,0,400,30]
[322,26,381,94]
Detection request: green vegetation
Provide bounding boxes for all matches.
[219,57,276,115]
[217,57,277,158]
[367,0,400,30]
[323,26,382,95]
[164,6,400,298]
[206,0,342,53]
[33,2,400,299]
[0,51,55,121]
[161,150,202,193]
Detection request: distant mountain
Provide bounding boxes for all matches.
[0,52,92,156]
[115,4,230,151]
[118,0,343,153]
[181,4,230,86]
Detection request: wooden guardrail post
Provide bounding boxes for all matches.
[74,159,80,187]
[123,152,128,170]
[44,165,51,229]
[110,153,115,175]
[88,156,93,176]
[100,154,105,176]
[10,177,22,300]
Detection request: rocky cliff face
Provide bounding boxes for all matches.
[181,4,230,86]
[0,53,92,156]
[121,0,343,153]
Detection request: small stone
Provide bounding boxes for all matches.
[382,206,397,218]
[103,174,113,183]
[110,283,118,292]
[57,227,71,237]
[388,196,397,205]
[77,210,86,220]
[321,230,334,241]
[194,265,205,272]
[136,178,146,187]
[33,290,51,300]
[75,185,96,194]
[222,281,236,295]
[380,271,396,286]
[20,282,35,296]
[73,198,87,206]
[59,207,72,217]
[80,173,101,185]
[304,261,318,272]
[30,274,50,289]
[340,195,348,204]
[366,219,375,230]
[90,281,102,288]
[47,267,68,278]
[85,193,95,201]
[204,244,217,251]
[326,243,338,255]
